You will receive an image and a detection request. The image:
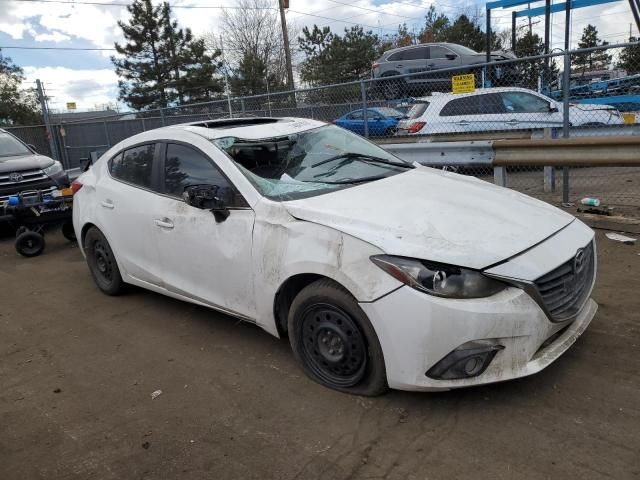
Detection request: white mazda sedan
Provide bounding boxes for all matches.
[73,117,597,395]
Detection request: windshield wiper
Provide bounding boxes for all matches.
[317,175,392,184]
[311,152,411,169]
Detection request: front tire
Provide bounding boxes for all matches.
[288,279,388,396]
[84,227,124,295]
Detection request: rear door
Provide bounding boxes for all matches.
[150,142,257,319]
[437,93,507,133]
[95,143,162,282]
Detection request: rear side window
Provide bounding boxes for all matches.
[110,144,155,188]
[440,94,505,116]
[430,46,453,59]
[164,143,230,198]
[388,51,404,61]
[407,102,430,119]
[347,110,364,120]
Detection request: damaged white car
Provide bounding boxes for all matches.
[73,117,597,395]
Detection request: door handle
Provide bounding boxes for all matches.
[396,64,403,68]
[101,200,114,209]
[154,218,174,230]
[455,120,470,126]
[506,119,520,124]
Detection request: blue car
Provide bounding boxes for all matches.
[334,107,406,136]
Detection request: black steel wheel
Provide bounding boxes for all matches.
[15,231,45,257]
[299,304,367,388]
[288,279,388,396]
[84,227,124,295]
[61,221,76,242]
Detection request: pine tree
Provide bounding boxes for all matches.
[572,24,612,75]
[112,0,171,110]
[616,37,640,75]
[112,0,223,110]
[418,6,450,43]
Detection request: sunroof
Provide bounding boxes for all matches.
[188,118,282,129]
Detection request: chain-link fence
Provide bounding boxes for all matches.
[5,42,640,211]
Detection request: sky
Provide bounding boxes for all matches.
[0,0,636,112]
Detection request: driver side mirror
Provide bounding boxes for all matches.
[445,54,457,60]
[183,184,231,223]
[548,106,559,113]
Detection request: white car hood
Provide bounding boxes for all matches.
[284,167,574,270]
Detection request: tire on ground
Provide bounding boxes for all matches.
[287,278,388,396]
[15,231,45,257]
[84,226,125,295]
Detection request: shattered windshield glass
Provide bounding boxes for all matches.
[213,124,413,200]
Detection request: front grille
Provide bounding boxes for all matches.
[534,241,595,321]
[0,168,49,186]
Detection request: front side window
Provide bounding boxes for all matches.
[0,132,32,157]
[500,92,551,113]
[164,143,230,198]
[110,144,155,188]
[403,47,429,60]
[214,125,414,201]
[430,46,453,59]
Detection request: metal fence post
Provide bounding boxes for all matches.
[103,120,111,148]
[543,128,555,192]
[493,166,507,187]
[360,80,369,138]
[562,51,571,203]
[159,108,166,126]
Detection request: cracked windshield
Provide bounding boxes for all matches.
[214,124,414,200]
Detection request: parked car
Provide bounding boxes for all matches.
[73,117,598,395]
[397,87,624,135]
[334,107,406,136]
[0,129,69,205]
[371,42,517,99]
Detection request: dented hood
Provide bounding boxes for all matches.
[284,167,574,270]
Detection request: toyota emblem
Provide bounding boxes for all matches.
[8,172,24,183]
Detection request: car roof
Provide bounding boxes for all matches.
[383,42,462,56]
[160,117,326,140]
[413,87,547,102]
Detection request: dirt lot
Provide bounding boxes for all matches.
[1,228,639,480]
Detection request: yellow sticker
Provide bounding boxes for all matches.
[452,74,475,94]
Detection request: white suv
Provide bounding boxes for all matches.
[397,87,623,135]
[73,117,597,395]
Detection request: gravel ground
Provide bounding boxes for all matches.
[1,228,639,480]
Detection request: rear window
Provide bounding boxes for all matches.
[110,144,155,188]
[440,94,505,116]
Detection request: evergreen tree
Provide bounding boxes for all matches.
[0,49,41,125]
[418,6,450,43]
[229,52,284,96]
[395,23,413,48]
[616,37,640,74]
[112,0,223,110]
[572,24,612,74]
[298,25,378,86]
[514,32,560,89]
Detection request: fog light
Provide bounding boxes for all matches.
[426,341,504,380]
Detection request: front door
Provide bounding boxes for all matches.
[150,142,257,319]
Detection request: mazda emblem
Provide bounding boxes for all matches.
[8,172,24,183]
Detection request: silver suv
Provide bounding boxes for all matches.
[371,43,516,99]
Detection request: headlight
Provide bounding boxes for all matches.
[43,161,64,176]
[371,255,507,299]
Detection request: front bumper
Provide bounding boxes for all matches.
[360,285,597,391]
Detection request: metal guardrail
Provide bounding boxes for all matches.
[380,136,640,167]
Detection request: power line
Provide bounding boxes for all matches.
[0,0,276,9]
[0,45,116,50]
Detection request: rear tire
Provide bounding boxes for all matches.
[84,227,124,295]
[15,231,45,257]
[288,279,388,396]
[62,221,76,242]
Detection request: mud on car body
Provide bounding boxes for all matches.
[73,117,597,395]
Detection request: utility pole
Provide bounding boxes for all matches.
[278,0,295,91]
[35,79,59,162]
[219,35,234,118]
